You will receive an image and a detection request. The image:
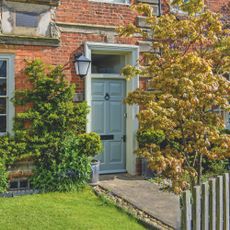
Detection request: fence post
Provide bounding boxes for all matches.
[223,173,229,230]
[201,182,209,230]
[192,186,201,230]
[181,190,192,230]
[181,174,229,230]
[216,175,224,230]
[209,178,216,230]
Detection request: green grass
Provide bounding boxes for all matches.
[0,188,144,230]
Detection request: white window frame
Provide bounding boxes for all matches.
[0,54,15,136]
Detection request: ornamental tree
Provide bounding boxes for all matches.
[118,1,230,193]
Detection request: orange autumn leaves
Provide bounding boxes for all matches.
[119,3,230,193]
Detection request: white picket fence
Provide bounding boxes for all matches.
[181,173,230,230]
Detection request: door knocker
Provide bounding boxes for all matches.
[104,93,110,101]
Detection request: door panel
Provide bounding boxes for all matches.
[109,82,123,97]
[109,101,122,133]
[92,82,105,98]
[92,79,126,173]
[91,101,106,133]
[98,141,107,165]
[110,142,123,164]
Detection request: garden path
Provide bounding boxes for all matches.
[98,174,180,230]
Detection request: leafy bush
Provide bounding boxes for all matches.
[137,129,165,147]
[11,60,101,192]
[221,129,230,135]
[78,132,102,158]
[0,135,26,164]
[203,159,229,174]
[0,135,27,193]
[31,133,91,192]
[0,159,8,193]
[13,60,90,160]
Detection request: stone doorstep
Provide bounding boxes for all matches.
[93,185,174,230]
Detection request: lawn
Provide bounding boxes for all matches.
[0,188,144,230]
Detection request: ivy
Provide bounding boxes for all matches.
[0,59,102,193]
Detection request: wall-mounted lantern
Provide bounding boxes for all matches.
[74,53,91,78]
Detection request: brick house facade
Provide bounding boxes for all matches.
[0,0,229,178]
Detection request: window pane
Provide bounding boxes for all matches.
[92,54,125,74]
[0,98,6,114]
[0,79,6,96]
[0,116,6,132]
[16,12,39,28]
[0,61,7,78]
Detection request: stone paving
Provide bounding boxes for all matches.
[99,174,181,230]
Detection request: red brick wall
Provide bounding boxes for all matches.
[56,0,137,26]
[0,33,137,114]
[205,0,229,12]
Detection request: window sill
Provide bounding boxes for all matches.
[170,6,202,16]
[0,132,7,136]
[6,0,60,6]
[170,7,188,15]
[0,34,60,47]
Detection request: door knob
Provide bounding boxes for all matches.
[104,93,110,101]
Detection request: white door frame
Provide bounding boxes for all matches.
[84,42,139,175]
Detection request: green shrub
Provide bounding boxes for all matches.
[31,133,91,192]
[221,129,230,135]
[203,159,229,174]
[0,159,8,193]
[0,135,27,193]
[0,135,26,164]
[13,60,90,160]
[12,60,101,192]
[78,132,102,158]
[137,129,165,147]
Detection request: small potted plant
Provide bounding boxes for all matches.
[137,129,166,179]
[78,132,102,185]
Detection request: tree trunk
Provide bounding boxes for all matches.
[197,154,203,185]
[190,175,196,188]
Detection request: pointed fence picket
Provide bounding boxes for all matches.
[181,173,230,230]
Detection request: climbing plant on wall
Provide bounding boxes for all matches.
[12,60,102,192]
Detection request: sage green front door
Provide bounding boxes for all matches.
[91,79,126,173]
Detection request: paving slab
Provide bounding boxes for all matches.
[99,174,180,230]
